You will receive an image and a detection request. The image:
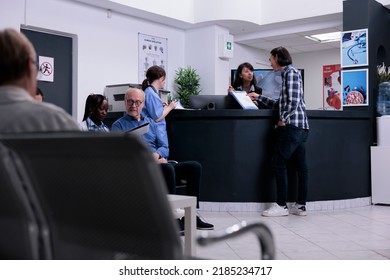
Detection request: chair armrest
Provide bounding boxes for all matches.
[167,160,179,164]
[197,221,275,260]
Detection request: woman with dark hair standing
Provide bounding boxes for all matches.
[228,62,262,95]
[80,93,109,132]
[141,66,176,133]
[248,47,309,217]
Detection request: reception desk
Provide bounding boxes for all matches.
[166,109,373,203]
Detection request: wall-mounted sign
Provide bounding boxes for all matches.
[38,56,54,82]
[341,28,368,68]
[341,68,369,107]
[323,64,342,110]
[138,33,167,84]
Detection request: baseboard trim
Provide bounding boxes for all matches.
[199,197,372,212]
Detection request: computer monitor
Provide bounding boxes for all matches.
[230,69,304,100]
[189,95,242,110]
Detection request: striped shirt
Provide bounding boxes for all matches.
[258,65,309,129]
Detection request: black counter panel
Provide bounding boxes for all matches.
[166,109,372,203]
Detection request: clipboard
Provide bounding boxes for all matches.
[125,122,149,136]
[231,91,259,110]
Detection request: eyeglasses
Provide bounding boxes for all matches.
[32,60,38,70]
[126,100,143,107]
[31,58,41,79]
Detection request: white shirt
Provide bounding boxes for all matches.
[0,85,79,133]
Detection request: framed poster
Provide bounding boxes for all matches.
[341,28,368,68]
[323,64,342,110]
[341,69,368,106]
[138,33,168,83]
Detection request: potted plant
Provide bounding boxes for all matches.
[174,66,201,108]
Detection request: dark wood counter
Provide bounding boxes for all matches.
[166,109,373,203]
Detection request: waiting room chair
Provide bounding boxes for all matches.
[1,132,181,259]
[0,143,45,259]
[0,132,275,260]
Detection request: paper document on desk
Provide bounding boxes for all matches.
[174,100,186,109]
[125,122,149,136]
[231,91,259,110]
[174,99,195,110]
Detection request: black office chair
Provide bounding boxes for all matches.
[1,132,182,259]
[0,132,275,260]
[0,143,43,259]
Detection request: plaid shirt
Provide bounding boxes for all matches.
[258,65,309,129]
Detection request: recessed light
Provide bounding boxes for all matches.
[305,31,340,43]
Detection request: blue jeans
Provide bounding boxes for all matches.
[272,125,309,206]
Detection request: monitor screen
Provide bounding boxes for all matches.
[230,69,304,100]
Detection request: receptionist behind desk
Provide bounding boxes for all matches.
[228,62,263,95]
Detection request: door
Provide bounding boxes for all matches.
[21,27,75,115]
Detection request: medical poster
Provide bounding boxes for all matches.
[138,33,167,83]
[340,28,368,68]
[323,64,342,110]
[341,69,368,106]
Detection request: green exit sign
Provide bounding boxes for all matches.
[226,41,232,50]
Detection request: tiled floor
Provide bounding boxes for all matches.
[193,204,390,260]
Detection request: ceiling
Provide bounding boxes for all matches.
[191,13,344,54]
[74,0,390,54]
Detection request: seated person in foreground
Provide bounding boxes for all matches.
[0,28,79,132]
[111,88,213,230]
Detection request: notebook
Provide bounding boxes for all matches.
[231,91,259,110]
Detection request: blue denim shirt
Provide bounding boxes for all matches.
[111,114,169,158]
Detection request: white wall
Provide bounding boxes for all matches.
[294,49,340,109]
[186,25,241,95]
[0,0,340,118]
[0,0,185,121]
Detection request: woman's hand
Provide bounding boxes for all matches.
[227,85,234,94]
[168,100,177,110]
[247,92,259,100]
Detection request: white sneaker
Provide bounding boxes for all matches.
[289,203,307,216]
[262,203,289,217]
[172,208,185,219]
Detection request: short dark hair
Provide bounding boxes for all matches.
[270,47,292,67]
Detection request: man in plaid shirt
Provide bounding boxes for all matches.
[248,46,309,217]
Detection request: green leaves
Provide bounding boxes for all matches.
[174,66,201,108]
